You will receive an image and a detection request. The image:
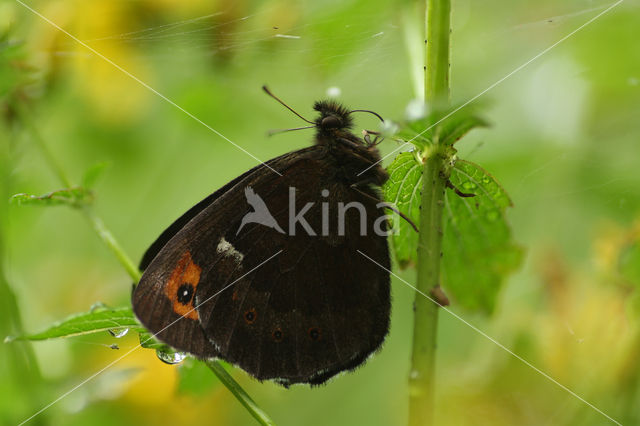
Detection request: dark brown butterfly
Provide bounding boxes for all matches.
[132,87,395,386]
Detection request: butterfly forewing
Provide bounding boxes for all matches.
[132,151,306,358]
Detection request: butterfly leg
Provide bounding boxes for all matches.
[362,130,384,147]
[445,179,475,198]
[350,184,419,233]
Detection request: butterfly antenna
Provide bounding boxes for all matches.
[349,109,385,123]
[267,125,315,137]
[262,85,315,125]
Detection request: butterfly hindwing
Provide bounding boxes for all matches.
[193,158,390,385]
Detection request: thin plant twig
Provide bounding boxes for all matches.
[206,360,276,426]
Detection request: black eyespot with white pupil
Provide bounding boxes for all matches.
[177,284,194,305]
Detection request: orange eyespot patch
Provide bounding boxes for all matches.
[164,251,202,320]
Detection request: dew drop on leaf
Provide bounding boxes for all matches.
[156,350,187,365]
[108,328,129,338]
[89,302,108,313]
[462,181,477,190]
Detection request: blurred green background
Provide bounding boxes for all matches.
[2,0,640,425]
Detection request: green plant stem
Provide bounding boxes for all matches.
[409,148,447,426]
[409,0,451,425]
[424,0,451,106]
[82,207,141,282]
[205,361,276,426]
[17,104,274,425]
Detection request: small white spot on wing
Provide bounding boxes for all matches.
[216,237,244,264]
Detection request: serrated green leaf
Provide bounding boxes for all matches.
[394,106,488,149]
[382,152,423,268]
[5,306,143,342]
[395,119,437,149]
[82,162,110,188]
[441,160,523,313]
[383,155,522,313]
[440,115,489,146]
[10,187,94,208]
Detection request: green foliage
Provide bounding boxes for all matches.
[137,330,172,352]
[8,162,107,208]
[5,306,142,342]
[5,303,220,396]
[0,34,37,107]
[5,294,272,423]
[383,152,423,267]
[394,107,488,149]
[10,187,94,208]
[441,160,523,313]
[384,112,522,313]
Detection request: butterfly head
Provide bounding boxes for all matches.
[311,99,388,186]
[313,100,354,134]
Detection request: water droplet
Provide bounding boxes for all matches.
[481,177,490,184]
[90,302,108,312]
[486,210,499,221]
[462,181,477,190]
[108,328,129,338]
[156,350,187,365]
